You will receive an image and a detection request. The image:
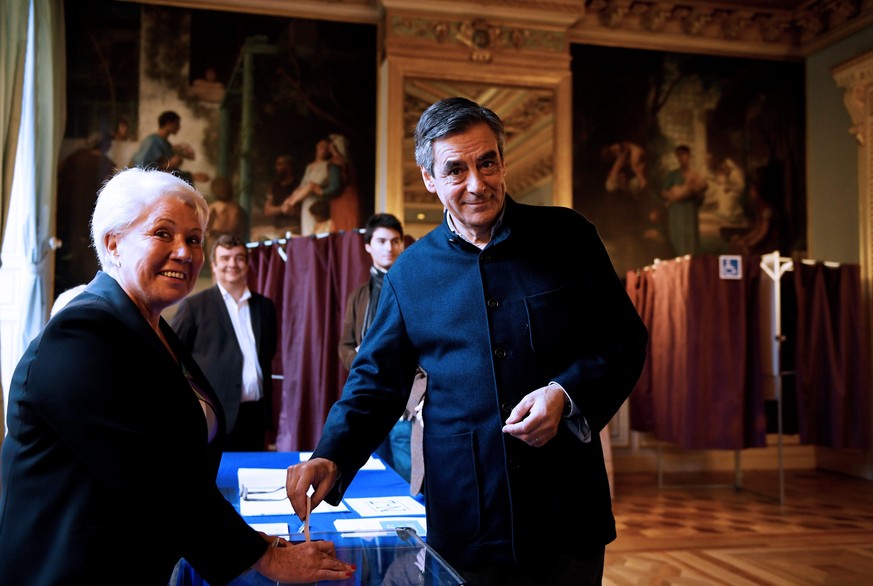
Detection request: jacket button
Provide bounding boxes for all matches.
[494,347,507,359]
[487,298,500,308]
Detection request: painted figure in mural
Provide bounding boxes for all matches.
[703,154,746,226]
[189,66,226,102]
[207,176,248,243]
[326,134,361,231]
[130,110,208,186]
[55,129,116,296]
[308,199,335,235]
[598,140,672,271]
[660,144,708,256]
[728,167,780,255]
[602,140,647,192]
[282,138,343,236]
[107,117,138,171]
[261,154,302,238]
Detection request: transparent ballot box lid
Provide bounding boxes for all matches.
[172,526,466,586]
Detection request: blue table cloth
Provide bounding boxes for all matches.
[171,451,452,586]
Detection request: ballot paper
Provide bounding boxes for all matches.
[237,468,348,517]
[343,496,426,517]
[333,517,427,537]
[248,522,289,536]
[297,452,387,470]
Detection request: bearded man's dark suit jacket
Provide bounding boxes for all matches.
[0,272,266,585]
[171,285,277,440]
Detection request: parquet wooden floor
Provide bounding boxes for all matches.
[604,470,873,585]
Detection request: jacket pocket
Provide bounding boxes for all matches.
[423,429,480,540]
[524,285,584,357]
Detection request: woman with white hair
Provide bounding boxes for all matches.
[0,168,355,585]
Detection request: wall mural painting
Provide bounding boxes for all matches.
[62,2,377,262]
[206,15,377,242]
[571,45,806,278]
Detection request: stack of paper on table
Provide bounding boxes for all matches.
[237,468,348,517]
[336,496,427,535]
[334,517,428,536]
[248,522,289,535]
[298,452,387,470]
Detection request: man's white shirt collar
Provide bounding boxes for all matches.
[217,281,251,304]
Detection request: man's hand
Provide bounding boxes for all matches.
[285,457,340,523]
[501,383,566,447]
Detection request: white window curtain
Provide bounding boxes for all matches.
[0,0,65,432]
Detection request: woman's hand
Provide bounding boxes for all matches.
[252,538,355,583]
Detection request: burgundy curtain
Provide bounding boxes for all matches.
[625,268,655,432]
[794,261,871,449]
[627,253,871,451]
[248,242,289,446]
[247,232,370,451]
[636,255,766,449]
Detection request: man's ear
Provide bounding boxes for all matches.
[420,167,437,194]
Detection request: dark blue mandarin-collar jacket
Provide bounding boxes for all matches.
[314,196,648,568]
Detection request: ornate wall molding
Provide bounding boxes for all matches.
[389,15,565,63]
[134,1,873,59]
[833,49,873,352]
[573,0,873,59]
[834,51,873,144]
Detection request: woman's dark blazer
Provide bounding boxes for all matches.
[0,271,266,585]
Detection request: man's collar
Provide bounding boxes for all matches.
[444,200,507,246]
[216,281,251,303]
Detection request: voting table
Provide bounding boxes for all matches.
[171,451,465,585]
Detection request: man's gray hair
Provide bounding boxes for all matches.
[414,97,505,176]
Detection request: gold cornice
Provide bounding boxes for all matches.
[126,0,873,59]
[117,0,383,24]
[573,0,873,59]
[387,14,567,64]
[832,44,873,84]
[380,0,585,27]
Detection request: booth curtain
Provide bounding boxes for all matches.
[794,261,871,449]
[625,268,655,434]
[627,254,870,451]
[627,255,764,450]
[247,231,370,451]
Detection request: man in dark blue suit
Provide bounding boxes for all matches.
[287,97,648,585]
[172,233,277,451]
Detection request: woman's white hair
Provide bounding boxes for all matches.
[91,168,209,275]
